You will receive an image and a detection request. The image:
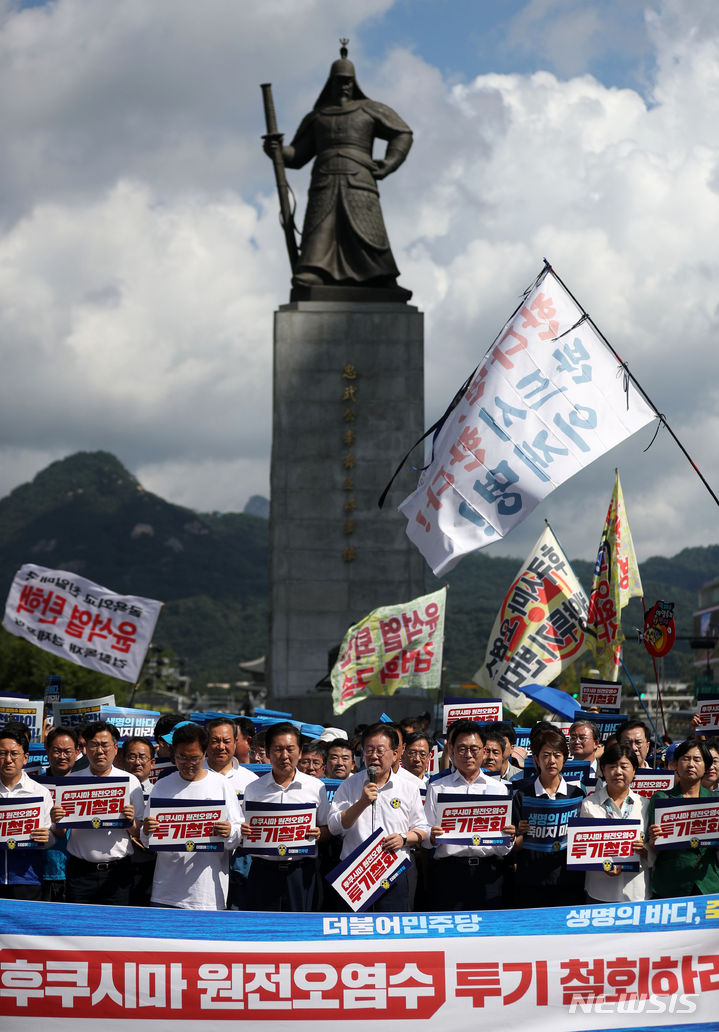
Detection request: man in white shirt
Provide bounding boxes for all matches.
[243,722,327,912]
[142,722,243,910]
[204,717,258,910]
[425,720,514,911]
[53,720,144,906]
[328,722,428,912]
[122,735,157,906]
[0,727,54,900]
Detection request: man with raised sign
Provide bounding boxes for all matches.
[424,720,515,910]
[328,722,427,911]
[0,726,54,899]
[242,722,327,912]
[54,720,144,906]
[142,722,242,909]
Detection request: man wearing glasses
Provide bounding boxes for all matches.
[297,739,327,778]
[0,726,54,900]
[54,720,144,906]
[40,725,81,902]
[569,719,601,776]
[424,720,515,911]
[328,722,428,912]
[142,722,243,909]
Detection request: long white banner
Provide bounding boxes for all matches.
[1,896,718,1028]
[2,564,162,682]
[399,264,656,575]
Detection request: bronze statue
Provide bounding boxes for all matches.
[262,42,413,301]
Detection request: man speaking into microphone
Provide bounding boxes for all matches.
[328,723,428,911]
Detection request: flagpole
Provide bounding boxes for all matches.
[544,259,719,509]
[620,657,659,742]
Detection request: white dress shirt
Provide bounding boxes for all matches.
[425,768,512,859]
[328,768,428,863]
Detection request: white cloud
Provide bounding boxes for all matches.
[0,0,718,565]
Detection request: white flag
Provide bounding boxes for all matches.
[474,526,589,715]
[3,564,162,683]
[399,264,656,575]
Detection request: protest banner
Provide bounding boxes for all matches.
[399,264,656,576]
[100,705,160,738]
[579,676,622,711]
[147,760,176,787]
[0,697,44,743]
[475,526,589,713]
[652,796,719,851]
[326,827,412,912]
[242,800,318,858]
[696,695,719,735]
[3,564,162,683]
[585,473,644,679]
[442,697,502,734]
[49,775,130,828]
[630,769,675,798]
[0,797,45,850]
[43,675,62,706]
[2,896,718,1028]
[566,819,642,871]
[520,796,583,852]
[519,759,591,786]
[52,695,115,728]
[147,798,227,852]
[572,710,627,744]
[434,794,512,846]
[331,588,446,715]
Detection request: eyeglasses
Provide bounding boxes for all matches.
[454,746,482,756]
[569,734,592,743]
[0,751,24,760]
[364,747,390,757]
[300,758,324,769]
[405,750,429,759]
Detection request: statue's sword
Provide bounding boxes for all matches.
[260,83,299,270]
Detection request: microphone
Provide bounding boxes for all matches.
[367,765,378,832]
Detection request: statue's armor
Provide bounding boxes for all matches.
[287,99,412,285]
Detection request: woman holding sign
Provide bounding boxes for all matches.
[647,738,719,898]
[579,743,649,902]
[511,727,585,908]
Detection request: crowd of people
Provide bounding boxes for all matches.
[0,707,718,912]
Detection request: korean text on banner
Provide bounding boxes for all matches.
[2,563,162,683]
[474,525,589,714]
[2,896,719,1028]
[442,697,502,733]
[52,696,115,728]
[585,472,643,679]
[0,697,44,743]
[148,799,227,852]
[242,800,318,859]
[399,264,656,576]
[326,827,412,912]
[331,588,446,716]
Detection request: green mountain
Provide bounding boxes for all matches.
[0,452,269,694]
[0,451,715,697]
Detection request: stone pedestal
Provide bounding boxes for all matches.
[269,300,425,712]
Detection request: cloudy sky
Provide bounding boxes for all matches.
[0,0,717,567]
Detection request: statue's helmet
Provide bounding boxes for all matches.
[314,40,366,108]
